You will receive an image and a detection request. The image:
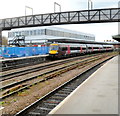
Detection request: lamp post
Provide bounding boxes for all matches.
[54,2,61,12]
[118,1,120,35]
[25,6,33,16]
[88,0,93,10]
[91,0,93,10]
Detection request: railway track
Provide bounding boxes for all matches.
[1,54,99,81]
[1,54,104,99]
[0,53,116,100]
[14,55,114,116]
[1,52,118,115]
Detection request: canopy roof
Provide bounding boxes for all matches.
[112,35,120,42]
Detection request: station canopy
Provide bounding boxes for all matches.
[112,35,120,42]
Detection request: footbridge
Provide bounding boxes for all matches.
[0,7,120,45]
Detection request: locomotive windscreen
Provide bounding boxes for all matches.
[50,45,59,50]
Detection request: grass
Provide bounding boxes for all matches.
[0,101,5,105]
[17,90,29,96]
[3,84,26,96]
[13,99,17,102]
[37,76,43,78]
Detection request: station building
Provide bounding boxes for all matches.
[8,27,95,46]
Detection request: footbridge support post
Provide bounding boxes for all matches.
[0,29,2,46]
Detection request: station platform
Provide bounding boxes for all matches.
[0,54,49,62]
[49,55,119,114]
[1,54,49,71]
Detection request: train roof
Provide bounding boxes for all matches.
[48,38,119,45]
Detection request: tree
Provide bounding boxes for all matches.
[2,36,8,46]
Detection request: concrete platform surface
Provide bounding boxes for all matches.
[49,56,119,114]
[1,54,48,62]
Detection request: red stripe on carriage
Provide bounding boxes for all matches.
[92,47,94,52]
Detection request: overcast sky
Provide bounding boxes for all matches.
[0,0,119,42]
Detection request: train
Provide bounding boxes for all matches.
[0,42,114,59]
[49,43,114,58]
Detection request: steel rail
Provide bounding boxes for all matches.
[14,55,115,116]
[1,53,100,81]
[1,55,101,98]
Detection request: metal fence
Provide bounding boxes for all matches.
[0,46,49,58]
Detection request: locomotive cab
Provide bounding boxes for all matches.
[49,44,60,58]
[49,44,59,54]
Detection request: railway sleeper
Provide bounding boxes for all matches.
[44,102,58,106]
[57,90,71,95]
[61,88,74,91]
[45,99,62,103]
[64,86,75,90]
[37,103,57,110]
[50,95,67,100]
[29,110,48,115]
[53,93,68,97]
[43,100,60,104]
[65,84,78,89]
[27,112,42,116]
[49,98,64,102]
[28,106,52,115]
[36,106,52,111]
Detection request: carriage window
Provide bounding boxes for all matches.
[82,47,86,50]
[62,47,67,51]
[71,47,79,50]
[94,47,99,49]
[88,47,92,49]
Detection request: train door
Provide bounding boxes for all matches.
[92,46,94,52]
[67,45,70,54]
[80,46,83,53]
